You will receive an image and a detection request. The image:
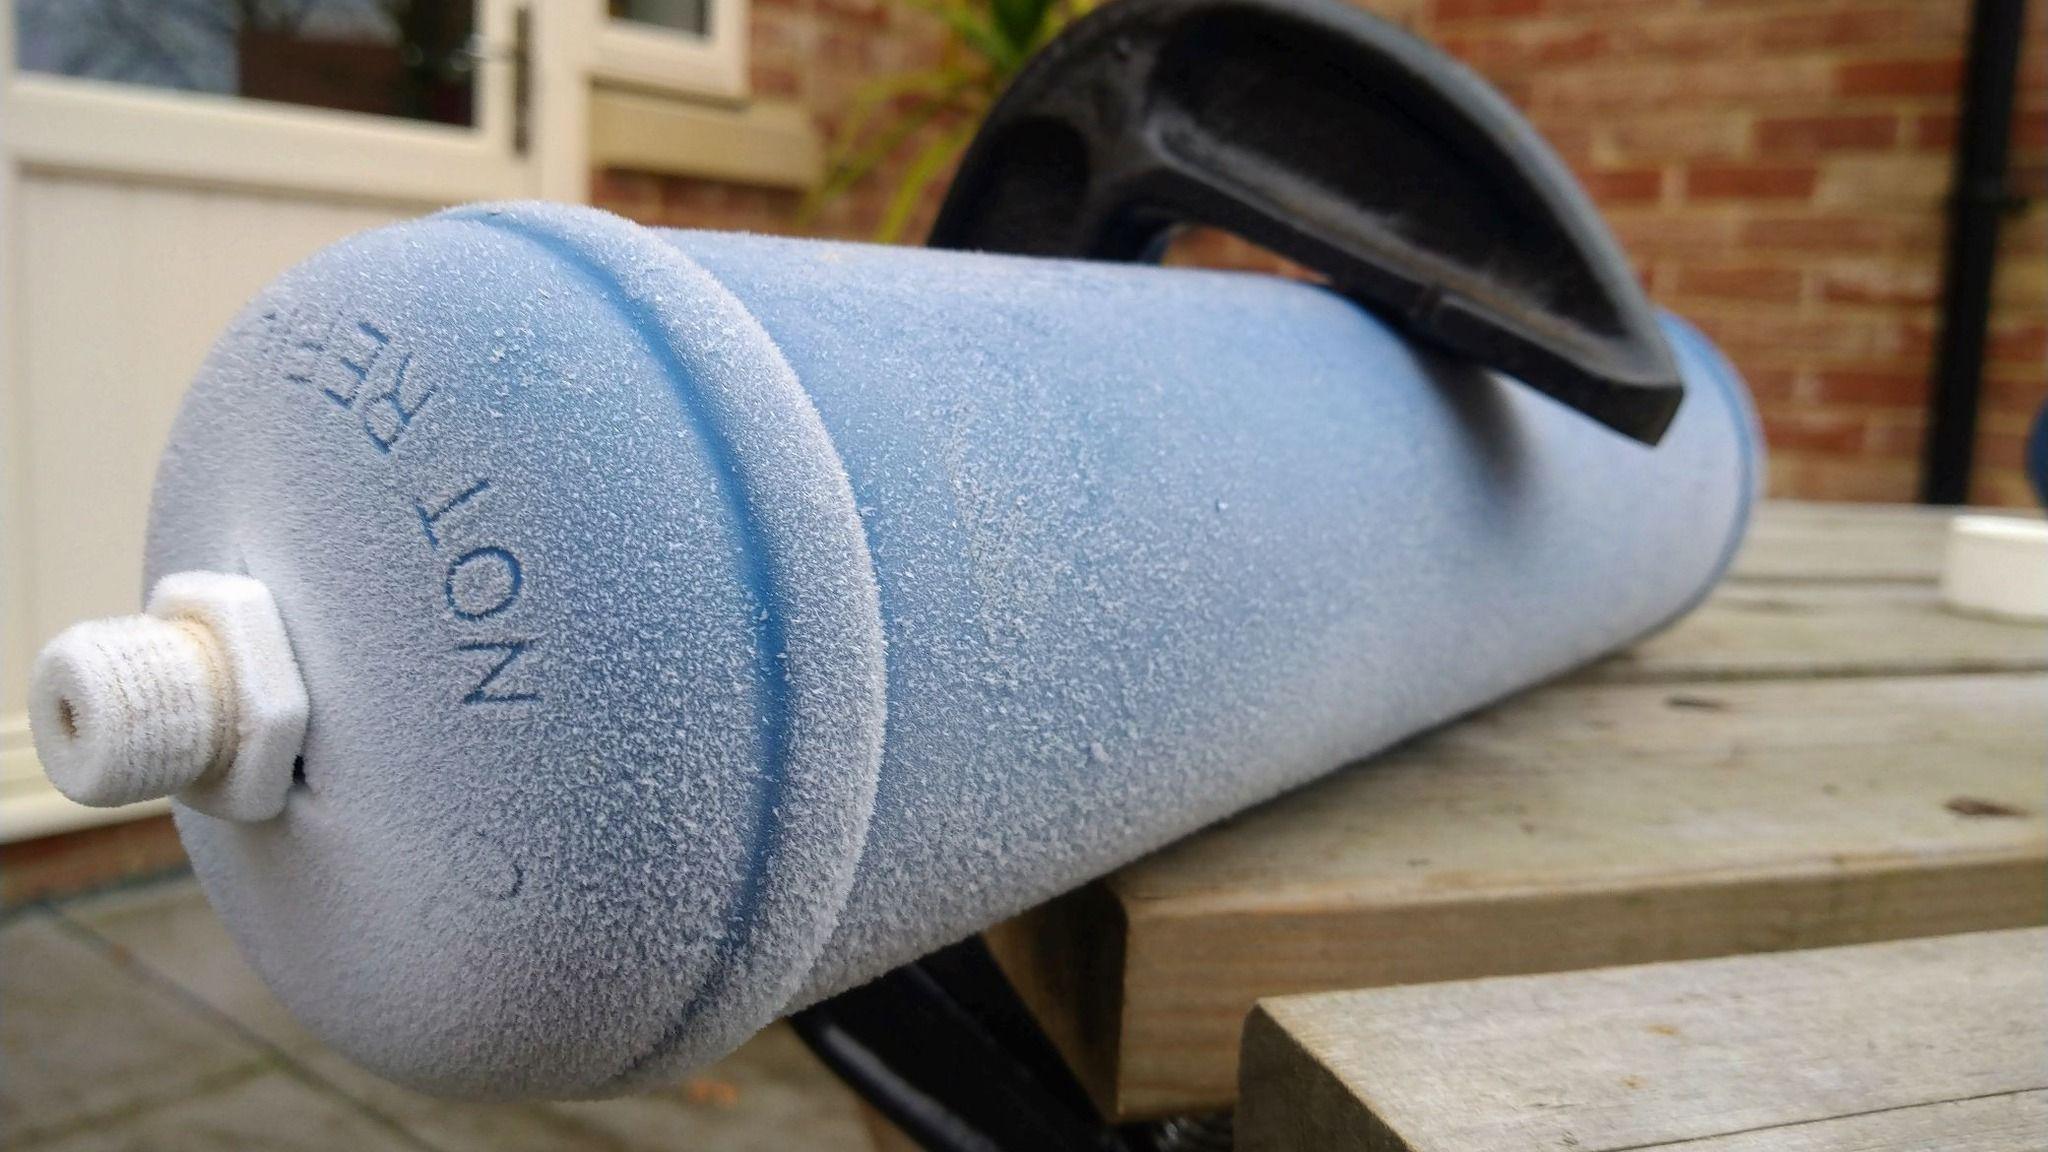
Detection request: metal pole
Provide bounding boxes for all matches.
[1920,0,2030,505]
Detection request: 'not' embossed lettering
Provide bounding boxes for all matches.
[445,546,523,620]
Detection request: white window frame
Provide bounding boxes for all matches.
[592,0,749,105]
[3,0,588,203]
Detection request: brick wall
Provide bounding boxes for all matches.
[592,0,2048,506]
[591,0,953,243]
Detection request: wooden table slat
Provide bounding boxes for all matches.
[989,673,2048,1117]
[1728,501,1958,583]
[1238,929,2048,1152]
[1585,580,2048,684]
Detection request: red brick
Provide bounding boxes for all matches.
[1530,27,1611,65]
[1608,211,1742,259]
[1760,409,1868,454]
[2013,111,2048,156]
[1897,318,2046,362]
[1977,429,2031,470]
[1739,214,1941,254]
[1163,228,1316,278]
[1434,0,1544,22]
[816,27,877,69]
[1908,107,2039,154]
[1673,263,1804,302]
[816,0,886,27]
[1685,163,1819,201]
[1491,76,1535,107]
[1604,17,1747,60]
[1864,414,1927,459]
[1436,32,1516,69]
[1693,309,1916,361]
[1737,366,1801,403]
[1439,27,1608,69]
[1974,428,2039,469]
[1755,7,1965,53]
[660,177,725,215]
[1971,470,2038,509]
[749,8,811,58]
[1911,112,1956,151]
[1813,368,1929,407]
[1898,320,1936,358]
[1981,409,2038,438]
[1766,455,1921,502]
[1601,113,1750,160]
[750,63,802,98]
[1988,322,2048,364]
[1817,263,1939,307]
[2003,213,2048,257]
[1529,0,1650,13]
[1985,368,2048,413]
[2024,33,2048,92]
[1813,155,1951,211]
[590,168,663,216]
[1756,114,1899,155]
[1579,166,1665,203]
[1836,57,1962,98]
[1535,59,1833,112]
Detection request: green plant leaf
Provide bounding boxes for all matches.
[828,66,978,173]
[989,0,1053,50]
[877,121,977,243]
[896,0,1023,70]
[800,73,981,226]
[802,0,1102,240]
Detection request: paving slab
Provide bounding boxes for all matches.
[29,1072,424,1152]
[0,911,269,1146]
[62,878,311,1055]
[42,875,876,1150]
[298,1025,873,1152]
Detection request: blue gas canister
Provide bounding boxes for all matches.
[26,201,1759,1097]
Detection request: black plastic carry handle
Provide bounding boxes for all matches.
[929,0,1685,444]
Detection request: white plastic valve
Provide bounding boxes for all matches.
[28,572,309,822]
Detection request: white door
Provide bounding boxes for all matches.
[0,0,589,839]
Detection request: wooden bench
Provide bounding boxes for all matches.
[980,501,2048,1121]
[1238,928,2048,1151]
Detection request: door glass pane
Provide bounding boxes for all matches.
[611,0,710,38]
[14,1,479,127]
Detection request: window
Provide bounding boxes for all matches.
[15,0,482,126]
[593,0,747,103]
[612,0,709,38]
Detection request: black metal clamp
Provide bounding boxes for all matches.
[797,2,1687,1148]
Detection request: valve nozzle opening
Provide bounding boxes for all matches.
[28,573,309,823]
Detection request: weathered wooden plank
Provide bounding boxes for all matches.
[1237,929,2048,1152]
[1582,580,2048,683]
[1649,1093,2048,1152]
[1728,501,1958,583]
[986,674,2048,1119]
[1726,501,2037,585]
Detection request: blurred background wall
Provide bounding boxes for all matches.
[592,0,2048,507]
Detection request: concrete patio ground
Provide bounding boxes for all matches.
[1,872,878,1151]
